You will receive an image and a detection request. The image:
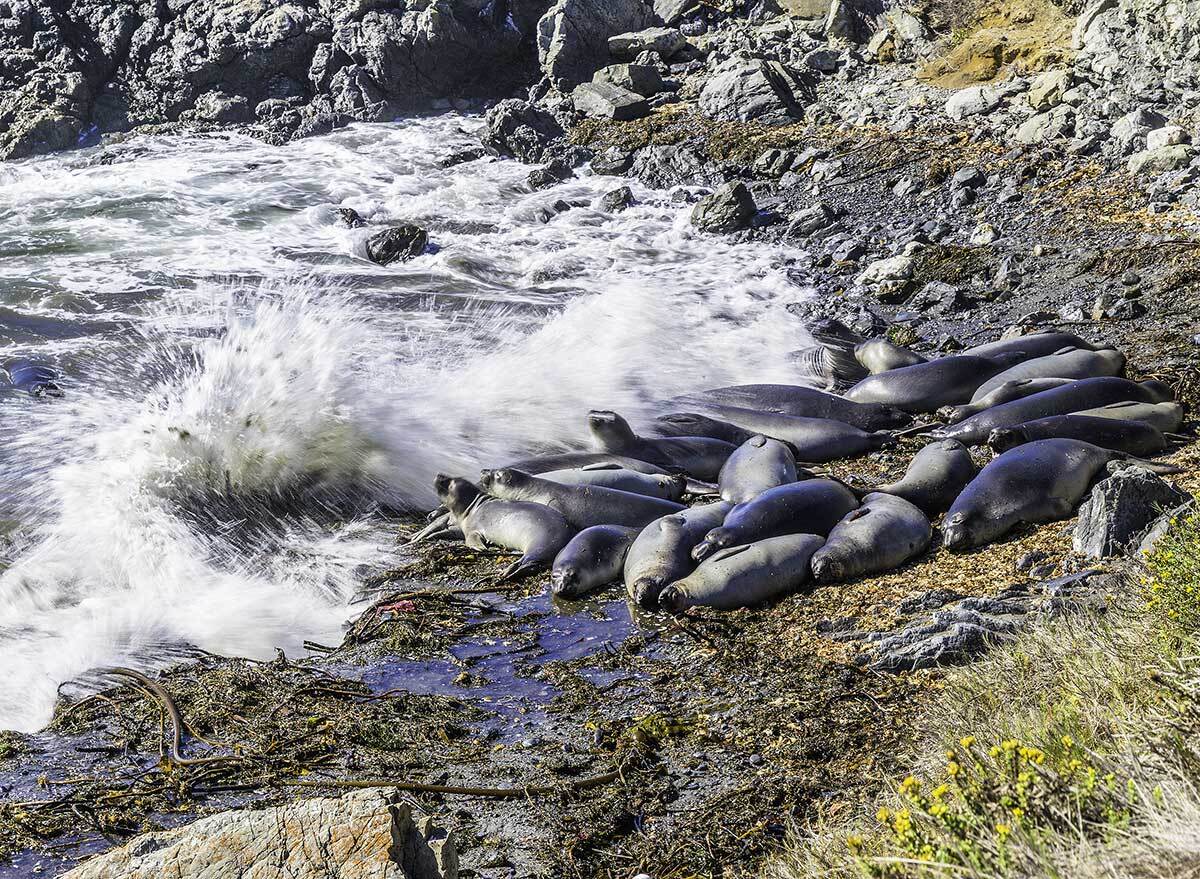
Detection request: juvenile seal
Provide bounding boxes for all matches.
[934,377,1174,446]
[539,465,687,501]
[653,413,756,446]
[844,352,1028,412]
[624,501,733,608]
[667,404,893,463]
[964,331,1098,359]
[988,415,1168,457]
[550,525,639,599]
[854,338,926,374]
[788,344,868,390]
[587,410,735,480]
[941,439,1180,551]
[676,384,910,430]
[970,347,1126,400]
[873,438,977,517]
[435,475,575,579]
[3,359,61,396]
[501,451,668,476]
[659,534,825,612]
[1074,400,1185,433]
[479,468,684,530]
[691,478,859,562]
[938,378,1075,424]
[810,493,932,582]
[718,435,798,503]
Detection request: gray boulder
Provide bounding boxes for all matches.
[691,181,757,233]
[572,81,649,120]
[1074,466,1191,559]
[366,225,429,265]
[537,0,653,89]
[698,57,812,123]
[593,63,667,97]
[608,26,686,60]
[482,99,565,163]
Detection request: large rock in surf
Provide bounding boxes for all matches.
[62,789,457,879]
[482,99,565,163]
[366,225,429,265]
[691,182,757,233]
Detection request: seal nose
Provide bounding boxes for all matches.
[942,522,968,552]
[550,568,575,596]
[633,577,665,609]
[658,584,687,614]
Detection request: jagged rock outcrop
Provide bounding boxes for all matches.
[62,788,457,879]
[535,0,652,90]
[1074,465,1191,559]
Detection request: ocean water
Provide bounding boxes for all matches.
[0,115,811,732]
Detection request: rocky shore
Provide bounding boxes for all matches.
[4,0,1200,877]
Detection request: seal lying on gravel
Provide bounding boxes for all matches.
[963,331,1098,359]
[941,439,1181,551]
[653,412,756,445]
[987,415,1168,456]
[550,525,639,599]
[810,492,932,582]
[435,474,575,580]
[970,347,1126,400]
[938,378,1076,424]
[873,438,977,518]
[1075,400,1186,433]
[677,384,910,430]
[691,478,859,562]
[661,405,894,463]
[844,352,1028,412]
[479,468,684,530]
[660,534,825,612]
[934,377,1175,445]
[624,501,733,608]
[854,338,926,374]
[587,410,735,480]
[501,451,669,475]
[538,465,687,501]
[718,435,798,503]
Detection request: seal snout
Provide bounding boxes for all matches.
[691,533,724,562]
[941,513,970,552]
[550,567,577,596]
[633,577,665,609]
[659,583,689,614]
[987,428,1021,453]
[810,554,840,583]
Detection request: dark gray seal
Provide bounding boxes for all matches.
[938,378,1075,424]
[844,352,1028,412]
[550,525,639,599]
[854,338,926,374]
[538,465,687,500]
[691,478,859,562]
[587,410,735,481]
[963,331,1098,359]
[501,451,669,475]
[435,474,575,580]
[718,435,798,503]
[667,404,894,463]
[1075,400,1185,433]
[478,467,684,530]
[3,359,61,396]
[810,492,932,582]
[653,413,756,446]
[659,534,825,612]
[942,439,1180,551]
[873,438,978,517]
[624,501,733,608]
[970,347,1126,400]
[934,377,1175,446]
[675,384,911,430]
[788,344,868,390]
[988,415,1168,457]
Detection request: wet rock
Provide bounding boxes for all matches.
[336,207,367,228]
[527,159,575,190]
[601,186,635,211]
[61,789,457,879]
[609,27,687,61]
[481,100,565,164]
[572,81,649,120]
[593,63,667,97]
[1074,466,1191,559]
[366,225,429,265]
[538,0,654,89]
[190,91,253,125]
[698,58,812,124]
[691,181,756,233]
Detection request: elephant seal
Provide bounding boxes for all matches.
[988,415,1168,457]
[941,439,1180,551]
[3,359,61,396]
[653,413,756,446]
[854,338,926,374]
[719,435,798,503]
[478,468,684,530]
[539,465,687,501]
[660,534,825,612]
[435,475,575,580]
[844,352,1028,412]
[873,438,978,517]
[1075,400,1185,433]
[691,478,859,562]
[551,525,639,599]
[810,493,932,582]
[588,410,735,480]
[938,378,1075,424]
[970,347,1126,401]
[934,378,1174,445]
[501,451,669,476]
[624,501,733,608]
[667,405,894,464]
[964,331,1098,359]
[677,385,910,430]
[788,344,868,390]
